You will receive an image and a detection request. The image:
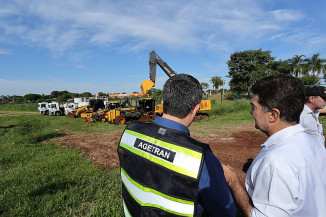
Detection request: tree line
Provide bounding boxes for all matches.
[227,49,325,96]
[201,49,325,97]
[1,91,109,104]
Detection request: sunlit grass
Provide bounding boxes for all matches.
[0,114,123,216]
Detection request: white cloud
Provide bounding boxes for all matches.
[272,9,305,22]
[0,49,11,54]
[0,0,321,59]
[75,65,88,69]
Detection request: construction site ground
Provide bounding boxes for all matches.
[47,126,268,184]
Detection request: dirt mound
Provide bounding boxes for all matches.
[46,129,267,183]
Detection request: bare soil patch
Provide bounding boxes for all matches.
[46,129,267,183]
[0,111,37,117]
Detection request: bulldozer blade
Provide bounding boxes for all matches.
[140,80,155,95]
[66,112,76,118]
[84,117,94,124]
[138,115,152,122]
[194,113,209,121]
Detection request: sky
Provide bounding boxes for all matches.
[1,0,326,96]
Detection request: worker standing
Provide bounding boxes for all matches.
[300,85,326,146]
[223,74,326,217]
[117,74,236,217]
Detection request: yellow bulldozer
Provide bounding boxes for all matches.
[67,99,106,118]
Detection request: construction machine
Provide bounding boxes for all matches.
[141,50,211,117]
[67,99,105,118]
[84,98,137,124]
[79,99,106,118]
[64,103,76,115]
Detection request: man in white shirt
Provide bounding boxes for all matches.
[223,74,326,217]
[300,86,326,146]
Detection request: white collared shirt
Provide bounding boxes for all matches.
[246,124,326,217]
[300,104,325,145]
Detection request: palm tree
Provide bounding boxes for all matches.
[302,53,326,76]
[210,76,224,93]
[289,55,305,77]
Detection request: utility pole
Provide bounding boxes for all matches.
[223,80,225,95]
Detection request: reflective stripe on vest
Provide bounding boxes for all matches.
[121,168,194,216]
[123,200,132,217]
[120,129,203,179]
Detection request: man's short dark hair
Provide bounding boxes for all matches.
[163,74,202,119]
[251,74,305,124]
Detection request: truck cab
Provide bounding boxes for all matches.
[38,102,49,115]
[49,102,64,116]
[64,103,76,115]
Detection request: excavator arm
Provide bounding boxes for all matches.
[140,50,211,112]
[141,50,177,95]
[149,50,177,83]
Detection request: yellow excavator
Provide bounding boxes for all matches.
[141,50,211,117]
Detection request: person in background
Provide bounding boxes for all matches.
[223,74,326,217]
[117,74,236,217]
[300,85,326,146]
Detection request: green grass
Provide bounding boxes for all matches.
[191,99,254,135]
[0,114,123,216]
[0,103,38,112]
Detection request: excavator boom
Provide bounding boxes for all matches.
[141,50,211,113]
[149,50,177,83]
[141,50,177,95]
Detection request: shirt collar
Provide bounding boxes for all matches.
[304,104,320,116]
[153,116,190,135]
[262,124,305,149]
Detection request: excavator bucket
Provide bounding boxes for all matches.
[141,80,155,95]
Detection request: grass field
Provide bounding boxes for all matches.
[1,98,326,216]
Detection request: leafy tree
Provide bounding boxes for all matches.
[227,49,277,96]
[268,60,292,74]
[81,92,93,97]
[300,75,320,86]
[11,95,24,102]
[97,92,107,97]
[50,91,60,98]
[56,92,72,103]
[24,93,42,102]
[210,76,223,92]
[148,88,163,103]
[200,82,209,94]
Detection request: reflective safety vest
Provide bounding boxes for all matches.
[118,122,208,217]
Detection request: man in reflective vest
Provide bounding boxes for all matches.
[118,74,236,217]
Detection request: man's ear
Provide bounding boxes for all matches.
[269,108,280,123]
[308,96,315,103]
[191,104,201,117]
